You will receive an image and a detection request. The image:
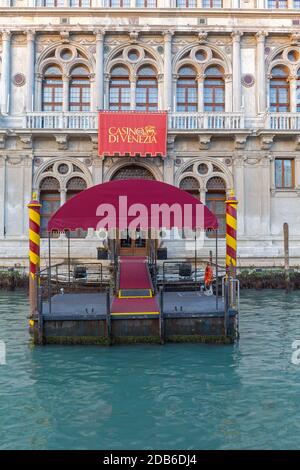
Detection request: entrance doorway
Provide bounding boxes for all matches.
[118,229,148,256]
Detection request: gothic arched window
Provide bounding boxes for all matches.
[109,66,131,111]
[270,66,290,112]
[136,66,158,111]
[176,66,197,112]
[69,65,91,111]
[179,177,200,199]
[204,66,225,112]
[176,0,196,6]
[206,177,226,238]
[40,177,60,238]
[42,65,63,111]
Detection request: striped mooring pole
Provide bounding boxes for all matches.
[226,189,238,277]
[27,192,41,318]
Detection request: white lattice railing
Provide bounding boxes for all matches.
[168,112,245,130]
[266,113,300,131]
[25,112,98,130]
[24,111,246,130]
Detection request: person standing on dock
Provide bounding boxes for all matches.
[204,262,213,296]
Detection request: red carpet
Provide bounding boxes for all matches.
[119,256,152,290]
[111,256,159,315]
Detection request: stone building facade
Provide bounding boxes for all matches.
[0,1,300,266]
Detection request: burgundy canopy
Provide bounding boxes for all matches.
[48,179,218,232]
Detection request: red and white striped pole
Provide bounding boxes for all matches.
[28,192,41,318]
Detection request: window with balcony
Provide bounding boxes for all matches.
[176,66,198,112]
[270,66,290,112]
[136,66,158,111]
[42,66,63,111]
[69,66,91,112]
[136,0,157,6]
[109,66,131,111]
[176,0,197,7]
[204,66,225,112]
[202,0,223,7]
[275,159,295,189]
[110,0,131,6]
[70,0,91,5]
[40,0,64,5]
[267,0,288,8]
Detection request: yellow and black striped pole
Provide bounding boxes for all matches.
[226,189,238,277]
[28,192,41,317]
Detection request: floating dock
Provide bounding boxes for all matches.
[29,257,238,345]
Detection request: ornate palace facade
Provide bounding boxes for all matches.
[0,1,300,266]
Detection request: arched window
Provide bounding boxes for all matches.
[136,66,158,111]
[204,66,225,112]
[111,165,155,180]
[70,0,90,6]
[42,0,64,5]
[136,0,157,6]
[66,177,88,238]
[203,0,222,6]
[42,65,63,111]
[69,65,90,111]
[109,66,130,111]
[267,0,287,8]
[176,0,196,6]
[110,0,130,6]
[206,177,226,238]
[176,66,197,112]
[270,66,290,112]
[40,177,60,238]
[179,177,200,199]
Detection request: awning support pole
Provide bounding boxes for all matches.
[216,229,219,312]
[48,232,52,315]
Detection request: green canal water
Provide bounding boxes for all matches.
[0,289,300,450]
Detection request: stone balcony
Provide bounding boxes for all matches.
[22,111,245,131]
[1,111,300,133]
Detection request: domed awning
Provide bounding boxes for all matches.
[48,179,218,232]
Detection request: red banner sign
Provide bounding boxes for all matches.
[98,111,167,158]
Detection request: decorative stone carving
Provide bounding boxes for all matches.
[294,136,300,151]
[167,135,175,152]
[60,31,70,44]
[290,33,300,46]
[13,73,26,87]
[260,135,275,151]
[129,31,139,44]
[242,74,255,88]
[90,135,98,150]
[54,134,69,150]
[198,134,212,150]
[198,32,208,44]
[0,132,7,149]
[19,135,32,149]
[234,134,248,150]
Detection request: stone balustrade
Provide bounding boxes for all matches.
[266,113,300,131]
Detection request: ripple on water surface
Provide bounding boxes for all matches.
[0,289,300,449]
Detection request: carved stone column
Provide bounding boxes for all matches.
[92,157,103,184]
[62,74,70,112]
[1,31,11,114]
[130,77,136,110]
[260,154,272,235]
[289,74,298,113]
[256,31,268,114]
[26,30,36,112]
[231,31,243,112]
[224,73,233,113]
[163,31,173,111]
[95,30,105,110]
[0,155,7,238]
[35,73,43,111]
[232,154,245,236]
[197,74,204,113]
